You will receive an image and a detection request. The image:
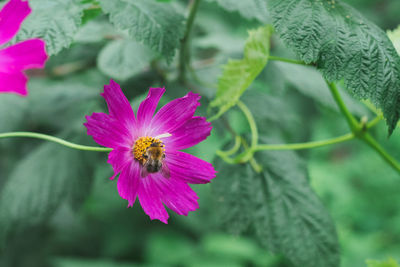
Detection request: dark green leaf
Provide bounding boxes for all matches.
[0,136,94,244]
[268,0,400,135]
[213,144,339,266]
[209,25,273,120]
[14,0,84,55]
[206,0,269,23]
[98,0,185,62]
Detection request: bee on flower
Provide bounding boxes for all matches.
[84,80,216,223]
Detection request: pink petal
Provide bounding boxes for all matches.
[151,173,199,216]
[117,161,140,207]
[0,39,47,72]
[0,71,27,96]
[151,92,201,134]
[165,151,216,184]
[138,176,169,223]
[107,146,133,180]
[0,0,31,45]
[84,112,132,149]
[164,116,212,150]
[137,87,165,127]
[101,80,136,132]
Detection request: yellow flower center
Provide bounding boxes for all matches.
[133,136,162,164]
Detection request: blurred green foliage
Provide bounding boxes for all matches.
[0,0,399,266]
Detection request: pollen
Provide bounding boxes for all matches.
[133,136,162,163]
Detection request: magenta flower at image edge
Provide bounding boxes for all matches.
[0,0,47,96]
[84,80,216,223]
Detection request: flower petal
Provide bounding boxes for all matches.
[151,173,199,216]
[0,39,47,72]
[117,161,140,207]
[165,151,216,184]
[0,0,31,45]
[84,112,132,149]
[151,92,201,134]
[101,80,136,132]
[0,71,27,96]
[137,87,165,127]
[107,146,133,180]
[164,116,212,150]
[138,176,169,223]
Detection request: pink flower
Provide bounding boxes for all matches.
[0,0,47,96]
[84,80,216,223]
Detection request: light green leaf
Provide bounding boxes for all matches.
[209,25,273,120]
[367,258,400,267]
[268,0,400,135]
[97,39,155,81]
[388,25,400,55]
[98,0,185,62]
[206,0,269,23]
[0,137,93,244]
[213,141,339,267]
[14,0,84,55]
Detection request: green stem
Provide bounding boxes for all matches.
[0,132,111,152]
[217,135,241,156]
[268,56,307,66]
[178,0,201,83]
[326,81,359,132]
[253,133,355,151]
[237,101,258,148]
[361,133,400,173]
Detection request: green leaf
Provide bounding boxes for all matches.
[366,258,400,267]
[213,145,339,266]
[268,0,400,135]
[206,0,269,23]
[209,25,273,120]
[98,0,185,62]
[98,39,155,81]
[14,0,84,55]
[388,25,400,55]
[0,137,93,244]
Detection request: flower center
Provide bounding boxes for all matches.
[133,136,163,164]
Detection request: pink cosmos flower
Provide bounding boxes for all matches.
[0,0,47,96]
[84,80,216,223]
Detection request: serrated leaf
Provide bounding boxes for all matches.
[14,0,84,55]
[206,0,269,23]
[213,143,339,266]
[98,39,155,81]
[367,258,400,267]
[0,137,93,244]
[268,0,400,135]
[209,25,273,120]
[388,25,400,55]
[98,0,185,62]
[253,147,339,267]
[212,161,254,234]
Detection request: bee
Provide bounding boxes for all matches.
[141,141,170,179]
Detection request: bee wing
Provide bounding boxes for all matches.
[161,163,170,179]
